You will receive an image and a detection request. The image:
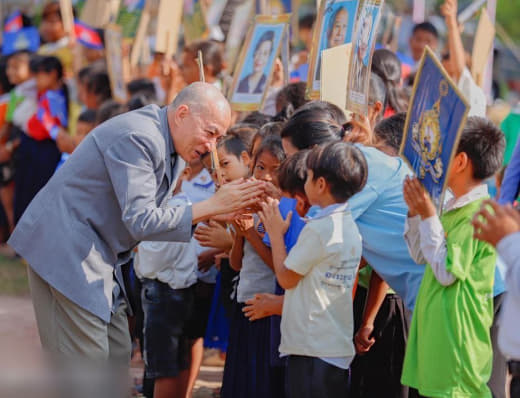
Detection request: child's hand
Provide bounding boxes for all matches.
[233,214,255,235]
[259,197,292,237]
[194,220,233,251]
[472,200,520,247]
[243,293,281,321]
[214,252,229,270]
[354,324,376,354]
[264,181,282,200]
[440,0,458,25]
[198,250,215,272]
[403,176,436,219]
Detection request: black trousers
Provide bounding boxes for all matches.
[350,286,410,398]
[510,361,520,398]
[286,355,350,398]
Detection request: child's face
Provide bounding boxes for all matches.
[253,150,281,184]
[84,90,99,110]
[298,27,313,51]
[40,13,66,43]
[76,121,95,139]
[6,54,31,85]
[409,30,438,62]
[35,71,57,92]
[217,146,250,183]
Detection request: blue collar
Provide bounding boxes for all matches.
[310,202,349,220]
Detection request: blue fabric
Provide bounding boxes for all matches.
[204,272,230,352]
[263,197,306,251]
[2,27,40,56]
[499,137,520,204]
[290,63,309,82]
[349,145,425,311]
[493,256,507,296]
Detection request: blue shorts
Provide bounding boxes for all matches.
[141,279,195,379]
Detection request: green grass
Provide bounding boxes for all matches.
[0,255,29,296]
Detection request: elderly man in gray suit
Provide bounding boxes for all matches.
[8,83,263,362]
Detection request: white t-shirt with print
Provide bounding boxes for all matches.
[280,203,362,366]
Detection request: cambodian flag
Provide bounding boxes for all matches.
[4,10,23,33]
[74,20,103,50]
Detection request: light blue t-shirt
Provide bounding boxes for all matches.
[349,145,424,311]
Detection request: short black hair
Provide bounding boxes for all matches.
[275,82,309,115]
[184,40,225,76]
[295,100,347,124]
[278,150,309,196]
[226,124,258,152]
[127,94,155,111]
[412,22,438,39]
[254,135,286,167]
[85,70,112,103]
[456,116,505,180]
[78,109,97,124]
[96,100,126,125]
[368,73,387,122]
[298,14,316,30]
[0,56,14,93]
[280,107,344,151]
[218,134,249,159]
[241,111,274,127]
[374,112,406,154]
[126,78,156,101]
[306,142,368,202]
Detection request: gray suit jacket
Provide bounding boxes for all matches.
[9,105,192,322]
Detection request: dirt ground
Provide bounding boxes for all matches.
[0,295,223,398]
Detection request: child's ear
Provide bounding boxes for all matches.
[295,193,311,216]
[452,152,469,174]
[317,176,327,193]
[240,150,252,167]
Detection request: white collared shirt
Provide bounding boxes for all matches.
[496,232,520,359]
[404,184,489,286]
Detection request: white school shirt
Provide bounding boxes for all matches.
[457,68,487,117]
[496,232,520,360]
[280,202,362,368]
[135,193,198,289]
[404,184,489,286]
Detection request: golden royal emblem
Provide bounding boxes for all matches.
[411,80,449,183]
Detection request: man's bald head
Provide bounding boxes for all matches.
[168,82,232,162]
[170,82,230,118]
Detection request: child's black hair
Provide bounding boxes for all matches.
[456,116,505,180]
[412,22,438,39]
[280,108,344,151]
[126,78,157,101]
[218,134,249,159]
[306,141,368,203]
[32,55,70,120]
[226,124,258,152]
[298,14,316,30]
[95,100,126,125]
[275,82,309,116]
[373,112,406,154]
[372,49,408,113]
[295,100,348,125]
[0,56,14,93]
[278,150,310,196]
[253,121,283,143]
[368,73,387,122]
[241,111,274,127]
[78,109,97,124]
[127,94,155,111]
[253,135,286,167]
[85,70,112,105]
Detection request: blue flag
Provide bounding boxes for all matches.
[400,47,470,211]
[2,27,40,55]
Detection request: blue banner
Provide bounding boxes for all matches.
[400,48,469,210]
[2,27,40,56]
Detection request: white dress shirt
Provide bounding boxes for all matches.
[404,184,489,286]
[496,232,520,360]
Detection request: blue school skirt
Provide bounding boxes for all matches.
[14,133,60,223]
[204,272,230,352]
[221,301,285,398]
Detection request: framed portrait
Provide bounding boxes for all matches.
[115,0,146,38]
[183,0,210,45]
[229,14,290,112]
[345,0,384,116]
[400,47,470,212]
[225,0,256,73]
[104,24,127,104]
[306,0,359,99]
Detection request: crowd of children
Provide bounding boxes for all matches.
[2,1,520,398]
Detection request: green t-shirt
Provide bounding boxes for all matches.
[401,199,495,397]
[501,111,520,165]
[357,265,395,294]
